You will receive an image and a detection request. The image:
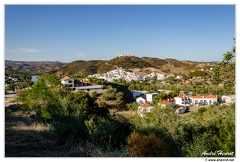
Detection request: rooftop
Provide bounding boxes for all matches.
[61,76,71,81]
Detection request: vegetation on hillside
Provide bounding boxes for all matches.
[5,60,65,74]
[5,39,235,157]
[212,38,235,91]
[8,84,235,157]
[55,56,217,76]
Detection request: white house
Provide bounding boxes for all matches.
[61,76,103,91]
[222,95,235,104]
[61,76,74,89]
[190,95,218,106]
[137,103,154,117]
[146,93,158,103]
[174,93,189,105]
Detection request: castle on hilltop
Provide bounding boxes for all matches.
[117,54,134,57]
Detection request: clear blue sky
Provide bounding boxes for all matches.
[5,5,235,63]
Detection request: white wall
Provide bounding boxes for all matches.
[222,95,235,103]
[146,93,158,102]
[174,97,182,105]
[191,98,217,106]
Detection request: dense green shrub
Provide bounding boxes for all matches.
[85,114,133,149]
[198,107,207,115]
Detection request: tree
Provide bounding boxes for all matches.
[211,38,235,93]
[223,51,234,64]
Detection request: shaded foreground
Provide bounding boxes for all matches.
[5,95,63,157]
[5,95,128,157]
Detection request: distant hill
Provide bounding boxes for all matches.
[5,56,217,76]
[5,60,66,74]
[56,56,217,76]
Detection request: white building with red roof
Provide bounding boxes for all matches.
[61,76,74,89]
[61,76,103,91]
[137,103,154,117]
[174,92,189,105]
[190,95,218,106]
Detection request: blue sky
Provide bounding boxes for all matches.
[5,5,235,62]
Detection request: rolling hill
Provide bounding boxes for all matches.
[5,60,66,74]
[56,56,217,76]
[5,56,218,76]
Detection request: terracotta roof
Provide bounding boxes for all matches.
[61,76,71,81]
[160,100,171,105]
[191,95,217,99]
[140,103,152,108]
[176,93,187,98]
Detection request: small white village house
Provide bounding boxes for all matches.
[158,99,175,107]
[191,95,217,106]
[138,103,153,113]
[174,93,189,105]
[61,76,103,91]
[137,103,154,117]
[61,76,74,89]
[222,95,235,104]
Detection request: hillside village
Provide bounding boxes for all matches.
[58,69,236,117]
[88,68,167,82]
[5,4,236,158]
[5,53,235,157]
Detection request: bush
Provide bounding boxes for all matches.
[127,133,167,157]
[116,92,124,101]
[49,116,87,145]
[91,91,97,98]
[198,107,207,115]
[85,114,132,149]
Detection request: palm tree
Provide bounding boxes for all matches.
[223,51,234,64]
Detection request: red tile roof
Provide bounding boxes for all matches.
[61,76,71,81]
[160,99,171,105]
[176,92,187,98]
[140,103,152,108]
[191,95,217,99]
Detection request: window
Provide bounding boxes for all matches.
[195,100,198,105]
[204,100,208,105]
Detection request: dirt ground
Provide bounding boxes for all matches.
[4,94,68,157]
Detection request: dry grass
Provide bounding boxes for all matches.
[116,110,136,118]
[8,122,49,132]
[5,94,127,157]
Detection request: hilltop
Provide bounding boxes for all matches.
[56,56,217,76]
[5,56,217,76]
[5,60,66,74]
